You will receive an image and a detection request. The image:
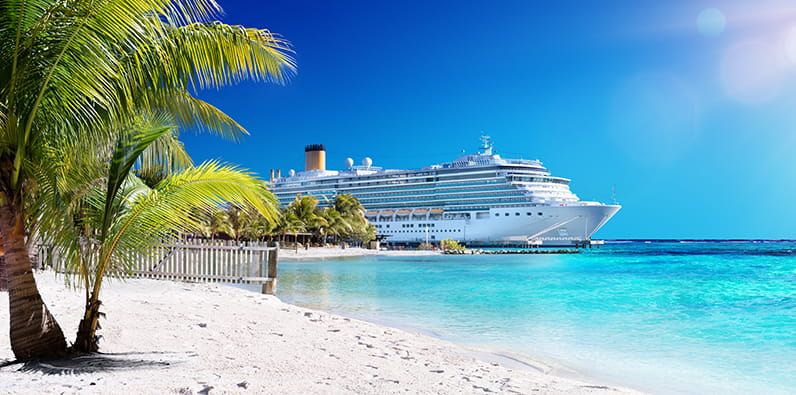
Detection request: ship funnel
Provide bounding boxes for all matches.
[304,144,326,171]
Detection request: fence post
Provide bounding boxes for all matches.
[262,241,279,295]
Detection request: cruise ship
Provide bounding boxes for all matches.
[270,137,620,247]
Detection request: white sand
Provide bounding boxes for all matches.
[0,272,642,394]
[279,246,441,260]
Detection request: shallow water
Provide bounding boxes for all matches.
[275,242,796,394]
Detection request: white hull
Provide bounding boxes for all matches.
[378,204,620,247]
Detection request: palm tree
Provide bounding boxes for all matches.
[283,195,326,251]
[320,207,349,246]
[333,194,365,218]
[332,194,374,244]
[37,125,280,352]
[195,207,229,240]
[223,204,248,242]
[1,0,295,358]
[280,211,306,253]
[238,206,279,242]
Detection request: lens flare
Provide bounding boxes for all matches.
[783,25,796,64]
[720,40,785,103]
[697,8,726,37]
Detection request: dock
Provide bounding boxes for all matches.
[443,249,580,255]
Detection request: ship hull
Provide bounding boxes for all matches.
[377,204,620,247]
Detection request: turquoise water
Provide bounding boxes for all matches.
[275,242,796,394]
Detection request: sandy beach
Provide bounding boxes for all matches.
[0,272,641,394]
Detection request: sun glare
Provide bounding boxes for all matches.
[720,40,785,103]
[697,8,726,37]
[783,25,796,64]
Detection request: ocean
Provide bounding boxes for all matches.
[275,242,796,394]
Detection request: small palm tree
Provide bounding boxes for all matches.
[38,126,279,352]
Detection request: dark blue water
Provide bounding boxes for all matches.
[276,242,796,394]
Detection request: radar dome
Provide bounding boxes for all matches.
[345,158,354,168]
[362,157,373,167]
[288,169,296,177]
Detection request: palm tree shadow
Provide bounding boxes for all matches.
[5,351,195,375]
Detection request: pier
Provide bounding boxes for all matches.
[443,249,580,255]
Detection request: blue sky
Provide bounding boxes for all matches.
[184,0,796,239]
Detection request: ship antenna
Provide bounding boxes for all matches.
[479,134,493,155]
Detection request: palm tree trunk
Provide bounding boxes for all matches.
[0,246,7,291]
[0,201,67,359]
[73,292,102,353]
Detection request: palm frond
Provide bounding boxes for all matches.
[98,161,277,275]
[154,92,249,141]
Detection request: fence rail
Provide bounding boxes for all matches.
[37,240,280,294]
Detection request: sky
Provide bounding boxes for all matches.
[183,0,796,239]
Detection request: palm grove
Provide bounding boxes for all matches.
[203,194,376,246]
[0,0,373,360]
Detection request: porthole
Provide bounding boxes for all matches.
[495,213,499,217]
[505,213,509,216]
[538,212,543,216]
[515,212,520,216]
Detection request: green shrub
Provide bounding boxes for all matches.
[440,239,465,250]
[417,242,435,250]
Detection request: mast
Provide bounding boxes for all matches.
[479,135,493,155]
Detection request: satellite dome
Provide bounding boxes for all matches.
[362,157,373,167]
[288,169,296,177]
[345,157,354,168]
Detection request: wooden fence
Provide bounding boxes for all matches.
[36,240,280,294]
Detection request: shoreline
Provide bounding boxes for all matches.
[274,247,641,392]
[278,246,441,260]
[286,299,638,393]
[0,272,642,394]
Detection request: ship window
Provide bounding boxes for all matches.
[504,213,509,216]
[495,213,499,217]
[527,212,531,216]
[538,212,543,216]
[515,212,520,216]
